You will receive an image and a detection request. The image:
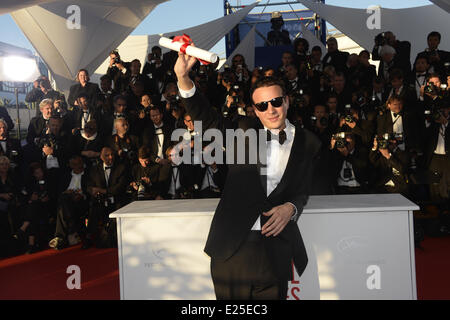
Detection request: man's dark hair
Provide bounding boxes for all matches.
[138,146,152,159]
[311,45,322,53]
[149,106,162,114]
[427,31,441,41]
[250,77,286,103]
[100,74,112,82]
[389,68,404,81]
[294,38,310,52]
[113,94,127,105]
[387,94,404,105]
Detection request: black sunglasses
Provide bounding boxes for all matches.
[253,96,285,112]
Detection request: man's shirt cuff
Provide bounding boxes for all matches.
[178,81,196,98]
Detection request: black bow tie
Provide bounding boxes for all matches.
[417,73,426,77]
[114,113,124,118]
[104,166,112,170]
[392,112,402,117]
[267,130,287,145]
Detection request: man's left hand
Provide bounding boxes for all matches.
[261,203,295,237]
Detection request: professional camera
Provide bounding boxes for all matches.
[292,89,307,107]
[375,32,387,46]
[376,133,391,150]
[342,104,356,123]
[424,102,447,122]
[332,132,347,149]
[310,115,328,128]
[444,62,450,76]
[167,94,181,112]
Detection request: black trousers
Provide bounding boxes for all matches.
[55,194,88,239]
[210,231,288,300]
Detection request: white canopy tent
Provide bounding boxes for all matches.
[300,23,326,54]
[0,0,57,16]
[430,0,450,13]
[10,0,168,94]
[297,0,450,64]
[93,2,259,82]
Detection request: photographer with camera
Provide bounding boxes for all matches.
[372,31,411,79]
[385,69,418,114]
[322,37,349,72]
[83,147,130,249]
[97,74,117,116]
[106,50,131,93]
[67,120,103,170]
[68,69,101,110]
[416,32,450,78]
[330,72,353,114]
[369,133,411,195]
[338,102,375,148]
[330,132,370,194]
[48,155,88,250]
[142,46,165,84]
[161,82,185,129]
[230,54,251,88]
[129,146,164,201]
[68,93,100,136]
[377,95,421,154]
[308,104,333,147]
[105,118,139,167]
[222,84,247,121]
[423,101,450,205]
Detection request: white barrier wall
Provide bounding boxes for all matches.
[110,194,418,300]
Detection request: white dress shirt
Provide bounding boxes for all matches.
[154,122,164,159]
[168,165,181,196]
[67,171,84,192]
[251,119,296,230]
[391,111,405,151]
[178,83,298,231]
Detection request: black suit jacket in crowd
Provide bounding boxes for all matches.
[142,122,174,163]
[181,88,322,282]
[58,169,89,195]
[423,121,450,167]
[68,82,101,109]
[87,162,130,207]
[376,110,421,152]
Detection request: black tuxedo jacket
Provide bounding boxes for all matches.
[322,50,349,72]
[58,169,89,195]
[68,82,101,109]
[376,110,421,152]
[423,122,450,167]
[26,116,48,145]
[142,122,174,162]
[87,162,130,206]
[68,107,100,131]
[181,89,321,282]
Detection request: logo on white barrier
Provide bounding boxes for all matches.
[66,265,81,289]
[66,5,81,30]
[366,5,381,30]
[366,265,381,290]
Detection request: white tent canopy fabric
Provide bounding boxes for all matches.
[0,0,57,16]
[11,0,167,94]
[93,2,259,81]
[220,26,256,72]
[300,23,326,54]
[430,0,450,13]
[297,0,450,64]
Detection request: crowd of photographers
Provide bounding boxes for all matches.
[0,30,449,257]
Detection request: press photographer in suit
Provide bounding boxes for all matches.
[175,49,321,300]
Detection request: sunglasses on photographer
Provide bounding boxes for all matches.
[253,96,285,112]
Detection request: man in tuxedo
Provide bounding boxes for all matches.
[83,147,130,249]
[329,132,371,194]
[322,37,349,72]
[423,104,450,204]
[175,50,321,300]
[26,99,54,146]
[372,31,411,79]
[0,119,22,175]
[68,93,100,134]
[142,106,174,164]
[416,31,450,78]
[49,155,89,250]
[376,95,421,154]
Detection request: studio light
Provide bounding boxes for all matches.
[0,55,39,82]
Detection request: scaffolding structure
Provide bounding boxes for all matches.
[223,0,326,58]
